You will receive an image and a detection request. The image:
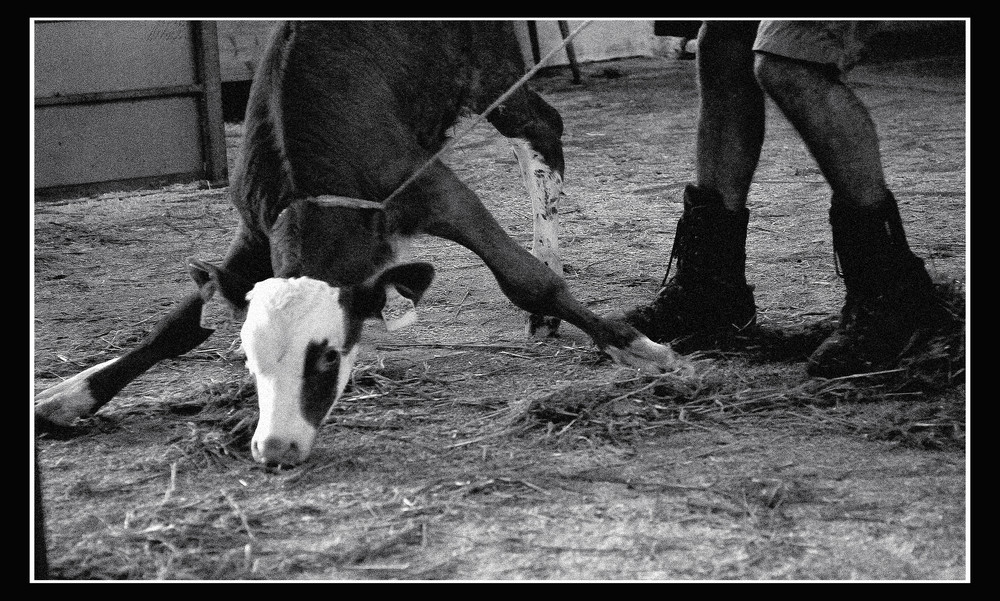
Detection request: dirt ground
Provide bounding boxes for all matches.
[32,52,967,581]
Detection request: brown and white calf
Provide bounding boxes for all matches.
[34,21,678,466]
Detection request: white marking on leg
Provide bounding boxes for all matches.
[602,335,695,376]
[509,138,564,276]
[34,357,120,425]
[510,138,564,337]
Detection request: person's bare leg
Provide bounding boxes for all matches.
[755,51,946,376]
[695,21,766,211]
[754,53,886,209]
[622,21,760,349]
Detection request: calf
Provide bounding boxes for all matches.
[34,21,678,466]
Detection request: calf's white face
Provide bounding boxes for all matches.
[241,277,359,466]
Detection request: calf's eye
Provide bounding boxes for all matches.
[317,348,340,372]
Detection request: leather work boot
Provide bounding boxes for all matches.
[807,193,945,377]
[623,184,757,352]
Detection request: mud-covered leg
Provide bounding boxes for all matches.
[34,229,270,430]
[488,87,566,337]
[421,162,681,374]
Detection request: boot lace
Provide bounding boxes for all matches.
[659,225,684,288]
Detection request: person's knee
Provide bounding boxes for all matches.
[754,52,841,99]
[753,53,792,98]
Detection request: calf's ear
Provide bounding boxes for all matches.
[354,262,435,320]
[380,262,435,305]
[187,258,255,312]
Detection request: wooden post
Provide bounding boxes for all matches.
[557,21,582,84]
[527,21,542,65]
[191,21,228,186]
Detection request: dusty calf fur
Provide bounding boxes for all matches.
[34,21,680,466]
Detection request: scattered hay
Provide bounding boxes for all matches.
[509,282,965,450]
[55,283,964,468]
[513,364,964,450]
[52,488,264,580]
[154,357,456,465]
[155,377,259,465]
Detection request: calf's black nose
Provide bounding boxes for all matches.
[252,437,303,466]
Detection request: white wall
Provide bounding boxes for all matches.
[512,20,663,68]
[215,20,668,82]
